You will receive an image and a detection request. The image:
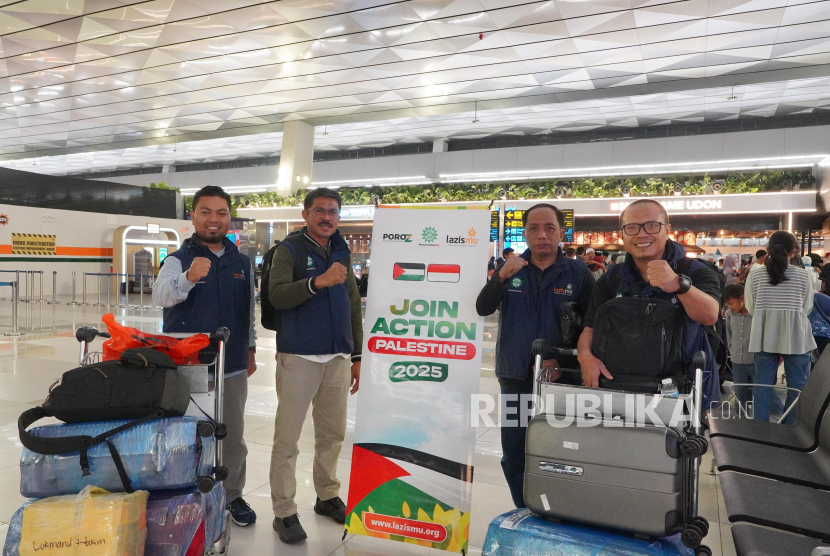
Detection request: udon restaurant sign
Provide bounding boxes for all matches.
[611,198,723,212]
[605,192,815,216]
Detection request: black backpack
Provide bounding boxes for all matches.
[18,348,191,492]
[260,231,308,331]
[590,258,704,393]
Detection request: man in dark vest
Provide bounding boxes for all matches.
[476,203,595,508]
[153,185,258,527]
[267,187,362,544]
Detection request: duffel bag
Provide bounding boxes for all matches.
[18,348,191,493]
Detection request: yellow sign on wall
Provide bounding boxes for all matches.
[12,233,56,255]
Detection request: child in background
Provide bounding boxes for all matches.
[724,284,755,410]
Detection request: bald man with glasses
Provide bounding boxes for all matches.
[577,199,722,390]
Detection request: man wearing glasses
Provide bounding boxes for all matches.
[267,187,363,544]
[577,198,721,388]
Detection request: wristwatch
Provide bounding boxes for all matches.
[677,274,692,295]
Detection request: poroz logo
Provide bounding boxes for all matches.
[0,214,8,226]
[383,233,413,243]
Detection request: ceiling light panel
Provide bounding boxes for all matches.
[0,0,829,168]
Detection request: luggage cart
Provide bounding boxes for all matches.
[75,325,232,555]
[529,340,712,556]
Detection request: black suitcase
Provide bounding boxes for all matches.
[523,340,712,554]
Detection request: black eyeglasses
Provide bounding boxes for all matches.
[311,207,340,218]
[621,221,667,236]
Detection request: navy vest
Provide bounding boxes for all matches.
[163,235,251,373]
[496,249,588,381]
[276,230,355,356]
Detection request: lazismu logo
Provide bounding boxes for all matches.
[446,228,478,245]
[383,233,412,243]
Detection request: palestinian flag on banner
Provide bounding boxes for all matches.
[393,263,425,281]
[427,264,460,283]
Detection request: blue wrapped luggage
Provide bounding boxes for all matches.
[19,416,215,498]
[147,482,226,551]
[482,509,693,556]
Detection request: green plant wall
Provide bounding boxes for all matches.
[181,170,815,213]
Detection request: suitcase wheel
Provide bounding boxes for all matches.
[681,525,704,549]
[197,421,216,438]
[680,437,708,458]
[197,476,215,493]
[689,516,709,537]
[213,466,229,481]
[215,423,228,440]
[694,545,712,556]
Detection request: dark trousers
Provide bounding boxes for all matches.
[499,381,534,509]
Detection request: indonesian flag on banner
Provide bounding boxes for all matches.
[427,264,460,283]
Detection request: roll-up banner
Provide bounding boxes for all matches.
[345,205,490,553]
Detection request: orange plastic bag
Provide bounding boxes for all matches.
[101,313,210,365]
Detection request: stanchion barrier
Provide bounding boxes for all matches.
[67,271,80,306]
[117,273,134,308]
[106,273,115,307]
[128,273,140,309]
[3,281,25,336]
[47,271,59,304]
[37,271,45,303]
[79,272,90,306]
[27,271,35,304]
[92,273,105,307]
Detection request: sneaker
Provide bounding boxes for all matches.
[227,497,257,527]
[273,514,307,544]
[314,496,347,524]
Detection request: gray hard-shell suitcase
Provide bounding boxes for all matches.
[523,340,711,554]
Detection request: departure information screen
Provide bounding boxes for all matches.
[490,208,500,242]
[503,208,574,251]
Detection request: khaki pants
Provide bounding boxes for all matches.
[270,353,350,518]
[222,371,248,504]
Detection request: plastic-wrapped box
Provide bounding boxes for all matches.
[146,481,226,553]
[146,495,205,556]
[20,417,215,497]
[3,486,147,556]
[483,509,694,556]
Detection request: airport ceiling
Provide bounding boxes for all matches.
[1,0,830,174]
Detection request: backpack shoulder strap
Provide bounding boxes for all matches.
[283,233,308,282]
[674,256,694,276]
[606,263,625,294]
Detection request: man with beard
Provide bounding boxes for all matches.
[267,187,362,544]
[153,185,258,528]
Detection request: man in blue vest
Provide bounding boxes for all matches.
[267,187,362,544]
[153,185,258,527]
[476,203,595,508]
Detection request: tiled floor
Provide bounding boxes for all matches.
[0,299,735,555]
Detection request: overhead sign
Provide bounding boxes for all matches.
[490,208,499,242]
[12,233,56,255]
[503,208,575,248]
[346,206,489,553]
